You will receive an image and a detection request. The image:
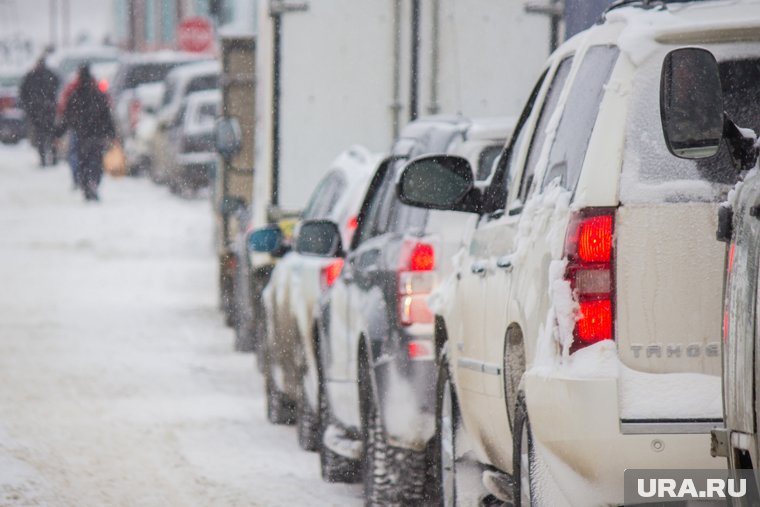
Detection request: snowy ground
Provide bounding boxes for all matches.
[0,142,363,506]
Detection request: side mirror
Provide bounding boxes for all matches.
[396,155,479,213]
[296,220,343,257]
[215,117,242,162]
[248,225,284,254]
[660,48,724,159]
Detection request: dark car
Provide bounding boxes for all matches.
[0,73,26,144]
[111,51,208,141]
[305,116,499,503]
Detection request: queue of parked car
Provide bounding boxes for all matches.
[212,1,760,506]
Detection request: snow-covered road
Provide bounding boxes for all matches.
[0,143,363,506]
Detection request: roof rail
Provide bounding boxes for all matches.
[604,0,708,15]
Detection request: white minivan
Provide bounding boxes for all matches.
[397,1,760,505]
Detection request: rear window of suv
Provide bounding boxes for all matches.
[541,45,619,192]
[620,44,760,203]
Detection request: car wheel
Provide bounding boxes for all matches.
[264,342,295,425]
[435,358,460,506]
[297,369,320,452]
[360,358,391,506]
[513,393,535,507]
[233,269,256,353]
[319,377,360,483]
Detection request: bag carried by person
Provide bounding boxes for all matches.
[103,141,127,178]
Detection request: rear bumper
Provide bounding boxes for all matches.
[525,372,724,506]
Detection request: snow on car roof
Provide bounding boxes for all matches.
[574,0,760,66]
[119,50,208,64]
[330,145,383,184]
[165,60,221,80]
[47,45,121,64]
[465,117,517,142]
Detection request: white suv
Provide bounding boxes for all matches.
[397,1,760,505]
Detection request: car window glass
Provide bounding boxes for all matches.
[186,74,218,95]
[322,173,347,216]
[372,160,401,235]
[174,104,187,127]
[302,178,331,220]
[196,102,218,126]
[477,145,502,181]
[162,79,176,106]
[128,63,179,92]
[518,56,573,202]
[541,45,619,192]
[621,47,758,203]
[353,162,392,246]
[481,69,546,213]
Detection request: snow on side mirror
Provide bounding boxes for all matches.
[396,155,479,213]
[660,48,724,159]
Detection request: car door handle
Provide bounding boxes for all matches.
[496,255,513,271]
[471,260,488,276]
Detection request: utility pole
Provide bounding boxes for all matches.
[525,0,564,53]
[409,0,420,121]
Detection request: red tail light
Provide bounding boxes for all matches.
[564,208,616,353]
[0,96,14,112]
[320,259,344,291]
[347,216,358,233]
[408,340,434,360]
[98,79,109,93]
[397,241,435,326]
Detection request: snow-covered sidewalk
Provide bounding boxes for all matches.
[0,142,362,506]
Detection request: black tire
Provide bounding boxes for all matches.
[233,268,256,353]
[360,354,428,506]
[433,359,460,506]
[319,378,361,483]
[512,393,536,507]
[296,370,320,452]
[263,341,295,425]
[360,358,391,506]
[219,255,236,328]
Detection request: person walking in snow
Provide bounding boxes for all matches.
[19,56,60,167]
[58,65,115,201]
[57,76,82,189]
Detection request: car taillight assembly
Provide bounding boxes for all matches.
[0,96,14,112]
[397,241,435,326]
[564,208,616,353]
[320,259,344,291]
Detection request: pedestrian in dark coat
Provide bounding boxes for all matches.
[58,65,115,201]
[19,56,60,166]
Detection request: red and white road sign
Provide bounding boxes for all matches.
[178,17,214,53]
